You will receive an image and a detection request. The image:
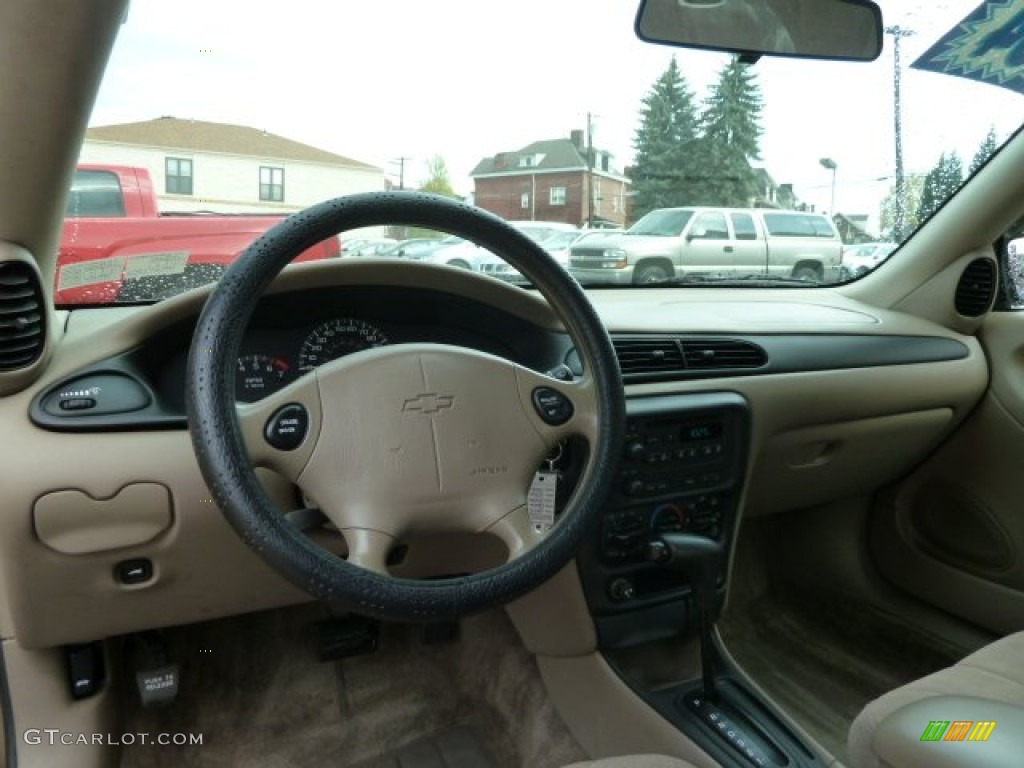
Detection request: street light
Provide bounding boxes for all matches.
[819,157,837,215]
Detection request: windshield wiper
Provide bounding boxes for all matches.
[636,273,822,287]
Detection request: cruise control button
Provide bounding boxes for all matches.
[264,403,309,451]
[532,387,574,426]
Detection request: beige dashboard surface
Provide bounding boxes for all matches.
[0,265,989,648]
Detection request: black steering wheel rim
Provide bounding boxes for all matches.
[185,191,625,620]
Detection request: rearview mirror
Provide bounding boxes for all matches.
[635,0,883,62]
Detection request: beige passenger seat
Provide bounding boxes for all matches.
[565,758,699,767]
[848,631,1024,767]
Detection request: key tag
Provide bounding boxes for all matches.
[528,460,559,533]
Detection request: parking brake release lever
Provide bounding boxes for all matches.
[646,532,724,702]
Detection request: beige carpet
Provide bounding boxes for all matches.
[118,604,586,768]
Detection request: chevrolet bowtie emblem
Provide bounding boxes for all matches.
[402,393,455,414]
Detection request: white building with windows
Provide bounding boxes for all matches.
[80,117,384,214]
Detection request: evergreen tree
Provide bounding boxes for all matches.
[879,175,923,241]
[701,58,763,158]
[630,57,701,219]
[916,152,964,224]
[692,58,765,206]
[970,126,998,175]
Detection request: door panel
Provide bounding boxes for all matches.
[871,312,1024,634]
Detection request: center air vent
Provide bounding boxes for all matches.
[0,262,46,371]
[611,336,767,381]
[682,339,767,370]
[954,258,996,318]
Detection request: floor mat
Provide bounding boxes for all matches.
[118,604,586,768]
[351,723,497,768]
[718,590,966,763]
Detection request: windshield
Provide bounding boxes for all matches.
[57,0,1024,304]
[629,209,695,237]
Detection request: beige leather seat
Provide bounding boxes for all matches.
[848,631,1024,767]
[565,758,699,768]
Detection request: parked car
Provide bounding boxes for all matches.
[474,228,601,284]
[569,207,843,284]
[375,237,448,259]
[544,229,592,268]
[58,165,339,304]
[4,3,1024,768]
[344,237,398,257]
[427,220,578,275]
[841,241,898,278]
[339,238,371,256]
[398,234,466,261]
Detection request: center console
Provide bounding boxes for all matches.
[577,392,749,647]
[577,392,827,768]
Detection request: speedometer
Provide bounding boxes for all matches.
[298,318,389,372]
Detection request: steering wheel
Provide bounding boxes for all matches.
[185,192,625,621]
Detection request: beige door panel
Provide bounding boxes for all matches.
[979,311,1024,423]
[871,312,1024,634]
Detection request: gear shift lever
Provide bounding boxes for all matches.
[646,532,724,701]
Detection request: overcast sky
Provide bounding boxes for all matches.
[90,0,1024,227]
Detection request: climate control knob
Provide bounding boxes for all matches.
[608,577,636,602]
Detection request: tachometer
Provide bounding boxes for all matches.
[236,354,291,402]
[298,318,389,372]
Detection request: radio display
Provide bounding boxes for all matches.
[681,422,723,442]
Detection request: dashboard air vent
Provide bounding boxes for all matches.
[0,262,45,371]
[682,339,767,370]
[611,335,768,380]
[954,258,996,318]
[612,338,685,376]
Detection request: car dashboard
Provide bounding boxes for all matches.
[0,259,990,649]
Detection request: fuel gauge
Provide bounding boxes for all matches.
[236,354,291,402]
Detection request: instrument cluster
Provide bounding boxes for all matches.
[234,317,389,402]
[153,284,572,412]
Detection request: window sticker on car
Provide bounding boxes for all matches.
[124,251,189,280]
[912,0,1024,94]
[57,255,125,291]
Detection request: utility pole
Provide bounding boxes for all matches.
[886,26,914,241]
[389,156,412,190]
[586,112,596,228]
[388,156,413,238]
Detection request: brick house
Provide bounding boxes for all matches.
[471,130,630,227]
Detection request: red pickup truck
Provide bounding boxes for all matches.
[56,165,340,305]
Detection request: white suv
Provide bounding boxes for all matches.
[569,207,844,285]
